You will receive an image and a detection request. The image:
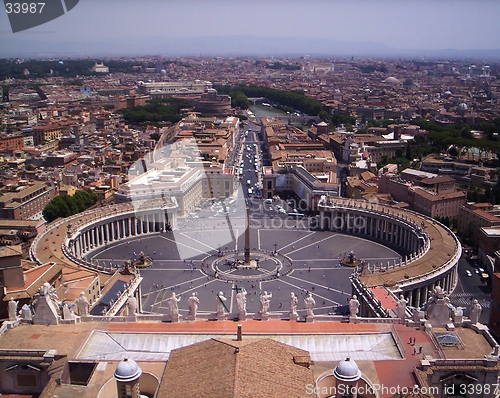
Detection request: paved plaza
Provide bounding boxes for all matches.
[88,214,400,318]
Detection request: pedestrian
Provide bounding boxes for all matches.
[419,346,422,354]
[413,347,416,355]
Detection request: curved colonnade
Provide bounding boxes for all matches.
[318,198,461,309]
[31,198,461,312]
[30,200,177,273]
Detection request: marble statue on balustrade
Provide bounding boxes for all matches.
[168,292,181,322]
[127,295,138,316]
[187,292,200,320]
[32,282,61,326]
[76,292,89,316]
[423,285,454,327]
[216,291,227,319]
[62,303,76,320]
[21,304,32,321]
[469,299,482,324]
[236,288,247,319]
[304,292,316,321]
[8,297,18,321]
[289,292,298,320]
[260,291,272,318]
[349,295,360,317]
[396,294,408,320]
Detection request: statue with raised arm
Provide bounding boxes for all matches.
[260,291,272,316]
[470,299,482,324]
[349,294,360,317]
[396,294,408,320]
[188,292,200,318]
[127,295,138,315]
[168,292,181,317]
[304,292,316,317]
[236,288,247,316]
[216,291,227,317]
[75,292,89,316]
[8,297,18,321]
[289,292,298,318]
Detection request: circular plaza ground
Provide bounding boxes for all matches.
[86,214,400,318]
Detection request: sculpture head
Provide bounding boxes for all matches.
[352,295,357,300]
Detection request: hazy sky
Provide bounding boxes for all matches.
[1,0,500,56]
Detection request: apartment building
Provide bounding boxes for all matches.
[378,171,466,219]
[457,203,500,247]
[0,182,57,220]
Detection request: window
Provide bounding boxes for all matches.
[17,374,38,388]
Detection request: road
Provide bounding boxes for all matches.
[449,256,492,324]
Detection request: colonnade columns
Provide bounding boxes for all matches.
[407,290,414,307]
[422,285,428,305]
[414,288,421,308]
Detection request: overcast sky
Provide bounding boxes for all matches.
[1,0,500,57]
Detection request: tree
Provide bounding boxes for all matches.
[229,91,249,109]
[42,189,98,222]
[403,78,414,87]
[448,146,459,157]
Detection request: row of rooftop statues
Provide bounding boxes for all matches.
[160,290,317,321]
[6,282,483,327]
[393,285,483,327]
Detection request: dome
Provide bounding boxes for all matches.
[457,103,468,112]
[114,358,142,382]
[160,69,167,75]
[444,90,452,96]
[333,357,362,381]
[317,121,328,127]
[383,77,400,84]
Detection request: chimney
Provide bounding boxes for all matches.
[237,324,242,341]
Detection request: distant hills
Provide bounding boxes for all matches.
[2,34,500,59]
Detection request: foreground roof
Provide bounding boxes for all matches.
[158,337,314,398]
